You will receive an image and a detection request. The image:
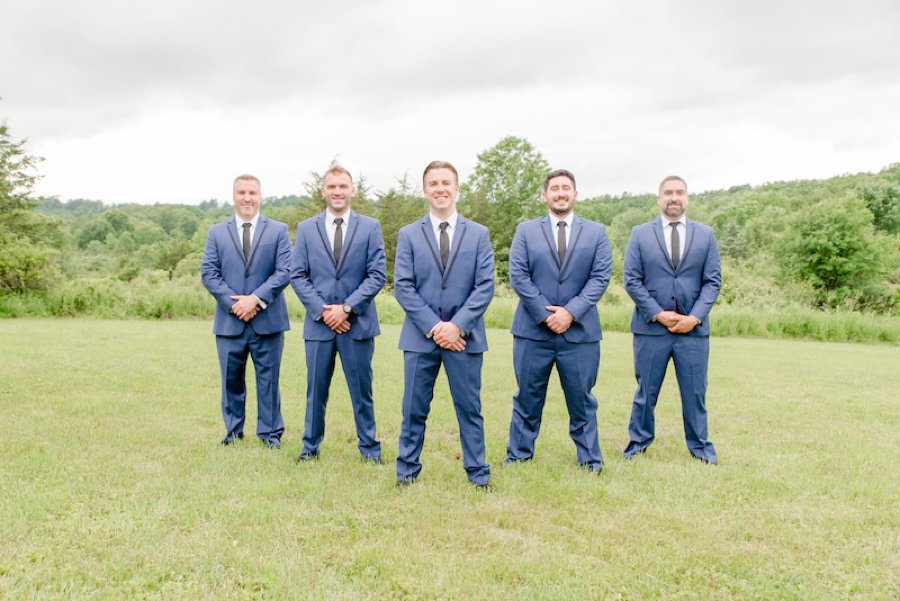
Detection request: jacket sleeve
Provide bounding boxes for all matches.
[563,224,612,320]
[689,229,722,323]
[290,223,328,319]
[251,222,291,305]
[345,220,387,312]
[508,223,552,324]
[394,228,442,335]
[201,226,238,312]
[624,226,665,323]
[450,227,495,333]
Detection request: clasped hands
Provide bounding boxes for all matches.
[230,295,260,322]
[321,304,351,333]
[655,310,700,334]
[432,321,465,351]
[544,305,574,334]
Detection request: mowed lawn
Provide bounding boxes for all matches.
[1,319,897,600]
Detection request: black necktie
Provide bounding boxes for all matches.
[241,222,251,261]
[333,217,343,263]
[439,222,450,268]
[557,221,567,265]
[670,222,680,269]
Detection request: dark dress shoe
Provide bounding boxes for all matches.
[581,462,603,474]
[361,455,384,464]
[222,433,244,446]
[503,457,532,466]
[395,478,416,488]
[692,455,717,465]
[297,451,319,462]
[623,448,646,460]
[474,482,492,491]
[263,439,281,449]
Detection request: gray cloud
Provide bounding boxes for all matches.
[1,0,898,201]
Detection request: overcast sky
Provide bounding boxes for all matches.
[2,1,898,204]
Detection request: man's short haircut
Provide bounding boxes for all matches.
[423,161,459,185]
[544,169,576,191]
[324,165,353,182]
[233,174,261,187]
[659,175,687,193]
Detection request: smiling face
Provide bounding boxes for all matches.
[657,177,689,220]
[321,171,356,216]
[543,174,578,218]
[233,176,261,221]
[423,167,459,219]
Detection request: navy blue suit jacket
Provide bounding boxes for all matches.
[394,215,494,354]
[290,211,387,341]
[509,216,613,343]
[623,218,721,337]
[201,216,292,336]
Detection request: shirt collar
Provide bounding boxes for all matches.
[235,213,260,228]
[429,211,458,230]
[550,212,574,229]
[661,215,686,228]
[326,209,352,226]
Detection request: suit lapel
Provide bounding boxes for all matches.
[225,218,246,265]
[538,216,562,269]
[245,217,268,269]
[314,213,337,269]
[335,213,360,277]
[651,218,675,272]
[442,218,468,283]
[419,217,444,275]
[559,217,584,277]
[678,219,696,271]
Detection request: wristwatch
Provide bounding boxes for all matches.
[342,303,353,314]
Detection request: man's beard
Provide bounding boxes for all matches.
[664,204,684,217]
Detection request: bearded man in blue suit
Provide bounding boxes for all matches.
[201,174,292,448]
[623,175,721,464]
[290,165,387,463]
[505,169,613,473]
[394,161,495,488]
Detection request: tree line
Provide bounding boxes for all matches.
[2,124,898,316]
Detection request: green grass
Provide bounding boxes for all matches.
[2,276,898,344]
[1,320,898,599]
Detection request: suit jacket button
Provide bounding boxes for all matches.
[558,280,563,285]
[336,277,341,282]
[442,285,447,290]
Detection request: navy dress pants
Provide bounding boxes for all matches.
[216,327,285,443]
[396,348,490,485]
[625,333,716,462]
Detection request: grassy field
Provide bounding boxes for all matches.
[2,281,898,344]
[1,319,898,599]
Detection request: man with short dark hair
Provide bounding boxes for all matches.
[504,169,613,472]
[291,166,387,463]
[623,175,721,463]
[394,161,494,488]
[201,175,292,448]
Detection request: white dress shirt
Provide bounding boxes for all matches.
[235,213,260,246]
[234,213,265,308]
[661,215,687,265]
[429,211,458,253]
[428,211,459,336]
[550,212,574,252]
[325,209,352,251]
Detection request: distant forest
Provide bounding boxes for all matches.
[3,131,899,317]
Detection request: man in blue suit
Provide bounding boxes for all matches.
[394,161,495,488]
[505,169,613,473]
[201,174,292,448]
[291,165,387,463]
[623,175,721,464]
